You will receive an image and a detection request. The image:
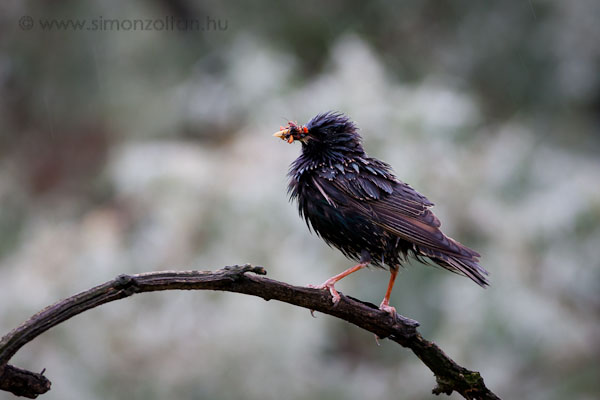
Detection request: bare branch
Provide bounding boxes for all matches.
[0,265,500,399]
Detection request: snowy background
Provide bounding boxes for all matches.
[1,1,599,399]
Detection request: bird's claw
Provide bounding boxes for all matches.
[379,301,397,318]
[374,334,381,346]
[308,281,341,305]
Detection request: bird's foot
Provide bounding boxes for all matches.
[379,300,397,318]
[374,301,395,345]
[308,279,341,304]
[374,334,381,346]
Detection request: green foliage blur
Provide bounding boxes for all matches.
[1,1,599,399]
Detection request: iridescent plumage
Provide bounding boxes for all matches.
[275,112,488,313]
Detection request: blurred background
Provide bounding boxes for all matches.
[1,1,599,399]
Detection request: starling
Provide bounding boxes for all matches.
[274,112,488,315]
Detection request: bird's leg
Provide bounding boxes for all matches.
[309,262,368,304]
[379,268,398,316]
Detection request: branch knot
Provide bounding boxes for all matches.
[113,274,139,296]
[222,264,267,280]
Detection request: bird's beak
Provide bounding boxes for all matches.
[273,128,295,143]
[273,129,289,139]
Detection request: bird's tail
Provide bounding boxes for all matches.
[417,243,489,287]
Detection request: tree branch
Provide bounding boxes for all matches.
[0,265,500,399]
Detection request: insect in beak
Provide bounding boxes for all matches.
[273,124,309,144]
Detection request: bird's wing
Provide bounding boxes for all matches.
[316,157,441,228]
[369,199,480,259]
[316,157,479,259]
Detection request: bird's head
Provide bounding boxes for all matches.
[273,112,364,154]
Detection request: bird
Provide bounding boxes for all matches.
[273,111,489,315]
